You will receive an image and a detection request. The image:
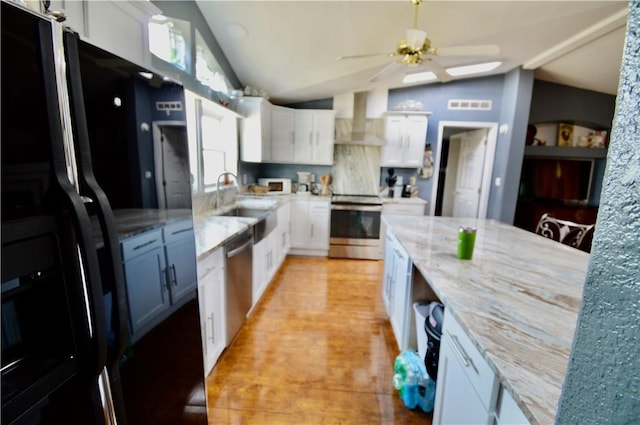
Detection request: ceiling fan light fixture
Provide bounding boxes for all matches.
[446,61,502,77]
[403,71,437,84]
[405,28,427,50]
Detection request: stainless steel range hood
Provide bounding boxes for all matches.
[334,92,385,145]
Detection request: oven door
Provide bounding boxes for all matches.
[329,205,381,259]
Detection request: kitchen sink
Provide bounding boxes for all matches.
[221,207,270,218]
[220,207,277,243]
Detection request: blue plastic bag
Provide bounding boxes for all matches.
[393,351,436,412]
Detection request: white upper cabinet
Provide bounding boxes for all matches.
[382,112,429,167]
[240,97,272,162]
[241,98,335,164]
[45,1,160,68]
[85,1,160,68]
[294,110,336,165]
[46,1,86,35]
[271,106,295,162]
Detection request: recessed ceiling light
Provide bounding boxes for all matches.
[139,72,154,80]
[403,71,437,84]
[227,23,248,39]
[446,61,502,77]
[151,14,167,22]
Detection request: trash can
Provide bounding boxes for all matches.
[413,302,430,362]
[414,301,444,381]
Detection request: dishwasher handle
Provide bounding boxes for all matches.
[226,238,252,258]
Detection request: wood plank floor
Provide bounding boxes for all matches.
[206,256,433,424]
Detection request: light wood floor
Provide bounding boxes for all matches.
[206,256,433,424]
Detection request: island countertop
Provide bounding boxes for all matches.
[383,216,589,425]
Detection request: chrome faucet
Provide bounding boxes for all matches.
[216,171,238,209]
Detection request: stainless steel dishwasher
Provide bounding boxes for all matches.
[224,228,253,345]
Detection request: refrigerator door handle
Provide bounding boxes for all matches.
[39,18,110,422]
[63,28,129,425]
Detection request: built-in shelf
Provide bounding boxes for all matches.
[524,146,608,159]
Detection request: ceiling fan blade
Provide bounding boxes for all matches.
[432,44,500,57]
[369,62,403,82]
[425,60,452,83]
[337,52,396,60]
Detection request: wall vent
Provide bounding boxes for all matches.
[448,99,492,111]
[156,101,183,113]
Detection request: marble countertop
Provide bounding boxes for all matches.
[381,196,427,205]
[93,208,193,247]
[383,216,589,425]
[194,214,256,259]
[194,196,289,259]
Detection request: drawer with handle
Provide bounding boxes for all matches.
[121,228,163,260]
[442,311,498,411]
[163,219,194,244]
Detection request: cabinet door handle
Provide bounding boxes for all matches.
[160,266,168,301]
[169,228,192,237]
[449,333,475,371]
[134,238,157,251]
[171,264,178,287]
[208,313,215,343]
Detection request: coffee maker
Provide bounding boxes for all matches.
[297,171,313,194]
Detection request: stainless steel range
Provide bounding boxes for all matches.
[329,195,382,260]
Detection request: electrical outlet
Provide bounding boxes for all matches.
[242,174,248,185]
[145,171,152,179]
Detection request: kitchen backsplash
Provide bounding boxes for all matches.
[332,144,381,196]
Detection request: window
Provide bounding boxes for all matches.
[185,91,238,193]
[194,30,232,97]
[149,15,191,73]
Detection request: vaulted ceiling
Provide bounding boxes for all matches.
[195,0,628,104]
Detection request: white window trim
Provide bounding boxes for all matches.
[185,90,240,194]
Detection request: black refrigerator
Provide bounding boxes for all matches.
[1,2,207,424]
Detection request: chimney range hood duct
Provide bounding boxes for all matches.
[334,92,385,146]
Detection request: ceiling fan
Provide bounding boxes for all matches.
[338,0,500,83]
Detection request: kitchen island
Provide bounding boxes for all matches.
[383,216,589,425]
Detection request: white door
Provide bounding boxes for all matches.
[154,123,191,209]
[451,129,488,218]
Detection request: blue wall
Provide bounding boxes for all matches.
[491,68,534,222]
[529,80,616,128]
[130,81,187,208]
[387,71,534,222]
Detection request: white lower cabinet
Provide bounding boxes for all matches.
[434,310,498,425]
[252,202,291,307]
[495,385,530,425]
[197,247,226,375]
[277,201,291,264]
[379,201,426,258]
[252,238,268,306]
[290,198,330,256]
[381,229,413,350]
